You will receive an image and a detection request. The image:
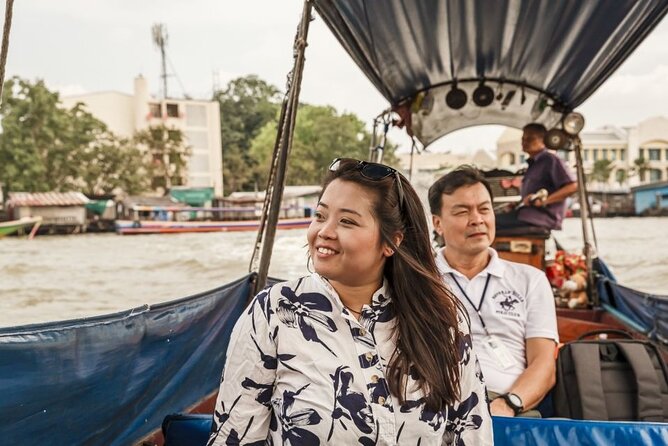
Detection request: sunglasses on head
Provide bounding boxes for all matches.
[328,158,405,208]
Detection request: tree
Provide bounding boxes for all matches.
[615,168,627,187]
[632,157,650,182]
[133,124,191,191]
[589,159,614,185]
[214,75,281,193]
[249,103,398,187]
[77,134,151,195]
[0,77,77,192]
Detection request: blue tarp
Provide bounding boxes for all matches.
[596,259,668,344]
[0,274,252,445]
[161,413,668,446]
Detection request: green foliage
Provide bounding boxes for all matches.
[249,104,398,187]
[0,77,82,192]
[133,124,191,191]
[214,75,281,192]
[589,159,614,184]
[0,77,154,195]
[78,135,151,195]
[615,168,627,186]
[632,157,650,182]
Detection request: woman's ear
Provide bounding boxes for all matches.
[432,214,443,235]
[383,232,404,257]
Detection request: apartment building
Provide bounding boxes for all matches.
[61,76,223,196]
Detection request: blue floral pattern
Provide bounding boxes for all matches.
[208,274,492,445]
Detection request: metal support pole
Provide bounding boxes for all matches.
[573,137,599,306]
[0,0,15,103]
[368,118,378,162]
[252,0,313,295]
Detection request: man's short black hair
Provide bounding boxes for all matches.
[428,165,494,215]
[522,123,547,138]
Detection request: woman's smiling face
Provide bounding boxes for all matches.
[307,179,389,288]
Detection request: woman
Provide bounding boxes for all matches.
[208,158,492,446]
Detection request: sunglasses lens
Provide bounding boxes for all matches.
[360,163,393,180]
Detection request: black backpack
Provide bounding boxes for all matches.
[553,329,668,422]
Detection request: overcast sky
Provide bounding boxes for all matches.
[4,1,668,153]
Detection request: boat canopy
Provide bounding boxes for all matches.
[312,0,668,146]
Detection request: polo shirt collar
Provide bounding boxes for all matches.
[436,247,505,279]
[527,148,548,164]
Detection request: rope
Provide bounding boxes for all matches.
[0,0,15,103]
[248,0,313,293]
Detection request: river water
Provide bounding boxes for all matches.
[1,217,667,328]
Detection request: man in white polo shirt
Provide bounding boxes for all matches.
[428,165,558,417]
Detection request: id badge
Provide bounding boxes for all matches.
[486,334,514,369]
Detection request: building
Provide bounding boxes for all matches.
[6,192,90,233]
[227,185,321,219]
[61,76,223,196]
[495,116,668,189]
[631,180,668,215]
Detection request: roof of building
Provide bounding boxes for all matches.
[630,180,668,193]
[228,185,322,200]
[7,192,90,207]
[398,149,496,171]
[581,125,628,143]
[497,127,522,144]
[121,195,185,208]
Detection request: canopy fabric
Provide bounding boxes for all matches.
[0,274,252,445]
[596,259,668,344]
[313,0,668,146]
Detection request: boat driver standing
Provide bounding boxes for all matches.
[496,123,578,231]
[429,166,558,417]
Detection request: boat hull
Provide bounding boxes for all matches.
[0,217,43,238]
[114,217,312,235]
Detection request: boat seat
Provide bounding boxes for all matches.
[493,229,550,270]
[495,226,551,238]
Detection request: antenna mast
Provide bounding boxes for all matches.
[152,23,168,99]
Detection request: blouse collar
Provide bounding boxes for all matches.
[313,273,393,322]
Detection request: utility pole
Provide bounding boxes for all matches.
[152,23,169,99]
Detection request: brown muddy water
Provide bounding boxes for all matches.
[1,217,666,328]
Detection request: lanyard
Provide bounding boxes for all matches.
[449,273,492,335]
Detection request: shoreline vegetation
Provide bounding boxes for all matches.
[0,75,398,201]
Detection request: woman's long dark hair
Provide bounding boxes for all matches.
[320,162,465,411]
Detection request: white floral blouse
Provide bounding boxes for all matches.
[207,273,493,446]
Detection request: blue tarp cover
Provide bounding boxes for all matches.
[312,0,668,145]
[596,258,668,344]
[0,274,252,445]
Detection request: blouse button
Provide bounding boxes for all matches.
[365,352,373,361]
[371,374,379,382]
[378,396,386,405]
[359,328,367,336]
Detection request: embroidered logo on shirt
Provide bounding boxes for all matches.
[491,290,524,318]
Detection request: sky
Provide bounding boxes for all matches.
[4,0,668,154]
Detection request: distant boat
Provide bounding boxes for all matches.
[0,216,42,238]
[114,216,312,234]
[114,204,312,234]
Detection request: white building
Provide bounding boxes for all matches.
[61,76,223,196]
[495,116,668,188]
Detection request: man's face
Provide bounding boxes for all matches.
[432,183,495,257]
[521,130,543,156]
